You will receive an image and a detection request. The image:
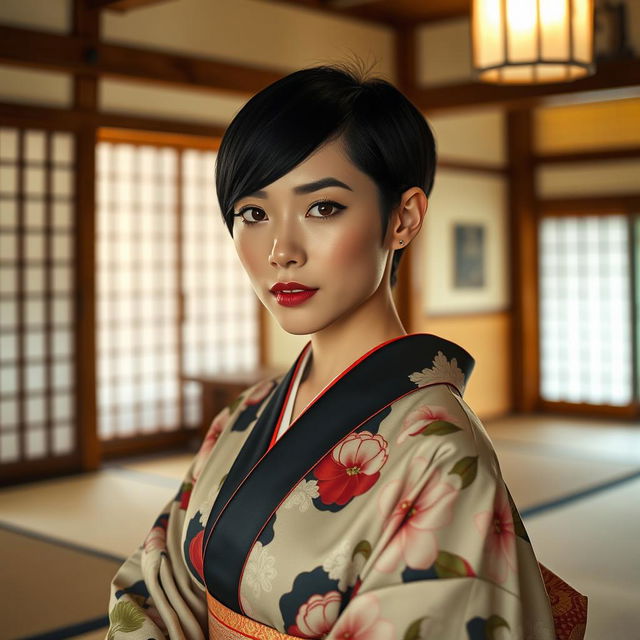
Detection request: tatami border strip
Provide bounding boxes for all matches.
[4,464,640,639]
[521,468,640,518]
[0,520,126,563]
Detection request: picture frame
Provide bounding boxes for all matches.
[422,170,509,315]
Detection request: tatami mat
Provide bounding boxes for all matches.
[1,415,638,639]
[0,527,117,640]
[523,476,640,640]
[0,470,178,558]
[486,413,640,464]
[108,452,194,481]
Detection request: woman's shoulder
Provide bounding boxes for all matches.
[384,380,501,476]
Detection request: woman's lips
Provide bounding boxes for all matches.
[272,289,318,307]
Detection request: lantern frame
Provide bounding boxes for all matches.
[471,0,596,84]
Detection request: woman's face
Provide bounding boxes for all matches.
[231,137,393,336]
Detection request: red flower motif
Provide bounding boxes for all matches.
[179,482,193,510]
[314,431,389,505]
[188,530,205,582]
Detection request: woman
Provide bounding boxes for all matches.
[107,62,587,640]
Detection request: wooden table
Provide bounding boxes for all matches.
[183,368,282,438]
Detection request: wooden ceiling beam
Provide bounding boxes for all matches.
[0,24,282,96]
[408,58,640,112]
[1,24,638,112]
[87,0,174,11]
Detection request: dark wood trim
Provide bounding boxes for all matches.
[0,102,227,138]
[507,109,539,413]
[0,24,281,95]
[540,195,640,216]
[73,0,100,473]
[88,0,172,10]
[409,58,640,112]
[2,23,639,115]
[0,454,82,487]
[258,0,469,26]
[534,147,640,164]
[393,23,418,331]
[438,159,507,175]
[97,127,221,150]
[101,429,194,458]
[538,400,639,419]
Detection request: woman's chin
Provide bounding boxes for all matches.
[270,310,326,336]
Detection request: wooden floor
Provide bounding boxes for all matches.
[0,413,639,640]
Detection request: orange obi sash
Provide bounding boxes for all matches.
[539,563,588,640]
[207,564,587,640]
[207,592,300,640]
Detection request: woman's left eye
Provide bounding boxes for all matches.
[307,200,346,219]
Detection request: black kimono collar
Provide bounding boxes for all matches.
[202,332,475,612]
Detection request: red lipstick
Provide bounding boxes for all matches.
[270,281,319,307]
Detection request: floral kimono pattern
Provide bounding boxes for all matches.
[107,333,587,640]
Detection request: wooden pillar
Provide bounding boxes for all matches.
[507,109,540,413]
[393,23,418,331]
[73,0,101,470]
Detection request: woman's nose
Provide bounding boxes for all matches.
[268,227,306,269]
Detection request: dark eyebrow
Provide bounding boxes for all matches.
[245,177,353,199]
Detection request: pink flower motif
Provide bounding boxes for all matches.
[397,404,458,444]
[289,591,341,638]
[329,592,394,640]
[245,379,275,406]
[314,431,389,505]
[474,483,516,584]
[143,525,166,553]
[193,407,229,480]
[375,457,458,573]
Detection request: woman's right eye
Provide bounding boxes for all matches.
[237,208,268,224]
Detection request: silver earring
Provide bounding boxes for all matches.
[399,240,404,245]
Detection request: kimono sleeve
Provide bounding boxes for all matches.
[106,385,252,640]
[325,383,557,640]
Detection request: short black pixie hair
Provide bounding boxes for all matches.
[215,59,437,288]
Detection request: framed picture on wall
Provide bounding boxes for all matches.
[454,223,486,289]
[423,170,509,315]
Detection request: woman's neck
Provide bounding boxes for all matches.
[303,285,407,392]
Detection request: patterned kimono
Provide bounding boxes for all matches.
[107,333,587,640]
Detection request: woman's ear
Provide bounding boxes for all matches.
[387,187,428,250]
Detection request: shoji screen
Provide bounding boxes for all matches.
[96,138,258,442]
[0,127,77,469]
[96,142,181,440]
[181,149,258,428]
[539,215,633,406]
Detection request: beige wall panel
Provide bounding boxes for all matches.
[419,312,511,420]
[0,0,70,33]
[537,159,640,198]
[102,0,394,81]
[265,314,309,373]
[99,78,248,123]
[535,97,640,153]
[0,64,72,107]
[422,169,509,315]
[416,18,473,86]
[427,108,506,166]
